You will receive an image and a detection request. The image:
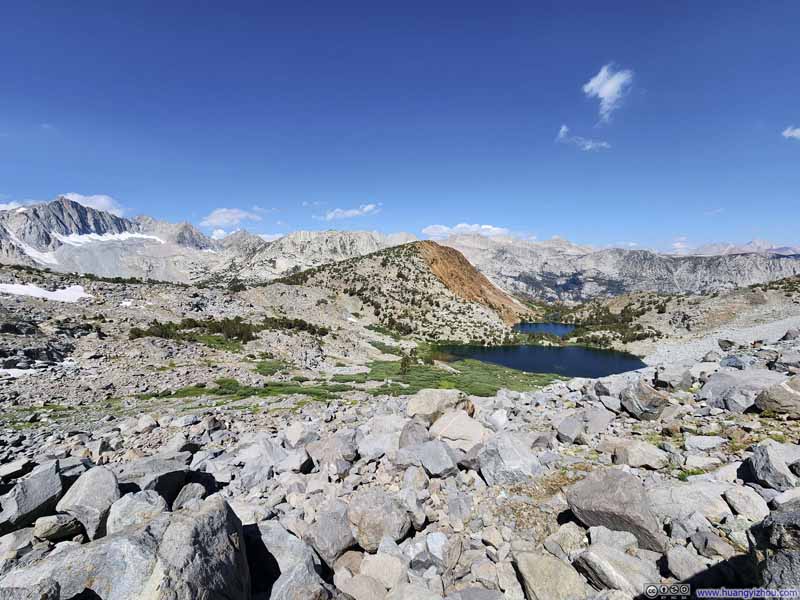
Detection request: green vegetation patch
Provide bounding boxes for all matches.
[129,315,329,351]
[333,358,559,397]
[253,359,288,376]
[141,377,344,402]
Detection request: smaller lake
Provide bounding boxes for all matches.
[437,344,646,378]
[514,322,576,337]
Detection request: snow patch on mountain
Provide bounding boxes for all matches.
[0,283,92,303]
[7,233,59,265]
[52,231,165,246]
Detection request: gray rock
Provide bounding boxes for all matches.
[655,365,693,391]
[254,520,328,600]
[619,379,669,421]
[416,440,459,478]
[748,439,800,491]
[55,466,120,539]
[514,551,589,600]
[574,544,659,596]
[478,433,542,486]
[172,482,206,510]
[724,486,770,522]
[647,480,733,523]
[544,522,587,561]
[106,490,168,535]
[338,574,386,600]
[755,376,800,418]
[284,421,320,449]
[699,370,786,413]
[782,329,800,341]
[588,526,638,552]
[430,410,491,452]
[557,416,585,444]
[360,551,408,590]
[667,545,708,581]
[0,461,63,535]
[386,583,443,599]
[690,531,735,559]
[32,514,82,542]
[0,579,60,599]
[611,439,668,470]
[111,452,189,504]
[685,435,726,452]
[348,488,411,552]
[307,429,358,478]
[0,496,250,599]
[304,500,356,567]
[407,388,469,425]
[566,469,667,552]
[399,419,431,448]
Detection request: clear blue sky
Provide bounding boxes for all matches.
[1,1,798,249]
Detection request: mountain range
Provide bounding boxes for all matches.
[1,197,799,301]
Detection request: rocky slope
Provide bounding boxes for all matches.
[216,229,418,285]
[442,234,800,302]
[280,241,530,343]
[1,265,800,597]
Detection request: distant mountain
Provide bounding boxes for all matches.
[0,198,417,285]
[224,230,417,284]
[688,240,800,256]
[279,240,528,342]
[1,199,798,302]
[441,234,800,301]
[0,197,222,281]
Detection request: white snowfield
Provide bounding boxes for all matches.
[8,233,59,265]
[0,283,93,303]
[52,231,165,245]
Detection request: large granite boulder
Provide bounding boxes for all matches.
[0,496,250,599]
[55,466,120,539]
[755,376,800,418]
[566,469,667,552]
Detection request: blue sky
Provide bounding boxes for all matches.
[1,1,798,250]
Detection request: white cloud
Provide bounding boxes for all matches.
[422,223,511,239]
[322,203,380,221]
[0,201,29,211]
[556,124,611,151]
[704,207,725,217]
[583,64,634,122]
[782,126,800,140]
[61,193,125,216]
[200,208,262,229]
[40,123,54,130]
[210,229,228,240]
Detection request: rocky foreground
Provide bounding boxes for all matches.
[0,309,799,598]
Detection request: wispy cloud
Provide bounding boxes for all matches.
[556,124,610,151]
[422,223,510,239]
[259,233,284,242]
[782,126,800,141]
[40,123,54,131]
[704,207,725,217]
[200,207,262,228]
[0,201,33,211]
[583,63,634,122]
[321,203,380,221]
[62,193,125,216]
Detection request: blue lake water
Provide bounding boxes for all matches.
[514,322,576,337]
[437,344,646,378]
